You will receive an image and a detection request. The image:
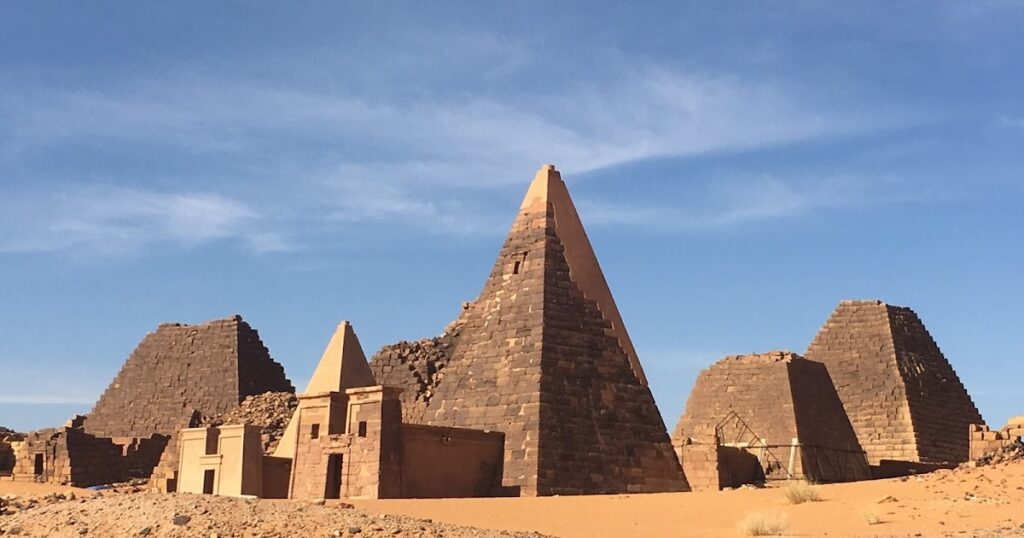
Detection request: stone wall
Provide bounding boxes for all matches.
[10,425,152,487]
[970,417,1024,460]
[85,315,293,439]
[805,300,982,464]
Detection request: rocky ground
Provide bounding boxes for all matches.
[0,488,551,538]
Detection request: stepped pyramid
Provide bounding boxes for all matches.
[85,315,294,438]
[273,321,377,458]
[372,164,687,496]
[673,351,869,485]
[805,300,982,464]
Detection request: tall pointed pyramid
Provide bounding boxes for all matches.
[373,164,686,496]
[805,300,982,464]
[274,321,377,458]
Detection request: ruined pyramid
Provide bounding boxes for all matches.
[673,351,869,487]
[273,321,377,459]
[804,300,982,464]
[85,315,294,439]
[372,164,687,496]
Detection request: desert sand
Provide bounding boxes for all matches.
[3,462,1023,537]
[351,461,1024,537]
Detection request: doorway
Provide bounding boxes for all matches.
[33,453,44,476]
[203,469,216,495]
[325,454,344,499]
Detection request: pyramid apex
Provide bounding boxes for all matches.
[521,164,563,210]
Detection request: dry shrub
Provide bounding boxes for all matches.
[783,481,821,504]
[862,506,883,525]
[737,511,789,536]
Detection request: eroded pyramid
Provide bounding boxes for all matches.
[673,351,869,485]
[273,321,377,458]
[84,315,294,438]
[372,164,686,496]
[804,300,982,464]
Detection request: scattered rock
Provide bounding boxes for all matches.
[172,514,192,526]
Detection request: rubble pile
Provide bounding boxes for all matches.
[201,392,297,454]
[976,437,1024,466]
[370,310,469,422]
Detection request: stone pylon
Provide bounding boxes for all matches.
[805,300,983,464]
[274,321,377,458]
[373,164,687,496]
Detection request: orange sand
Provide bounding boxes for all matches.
[0,477,95,498]
[352,462,1024,537]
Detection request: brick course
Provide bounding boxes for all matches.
[804,300,982,465]
[371,165,686,496]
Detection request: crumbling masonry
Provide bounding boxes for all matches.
[672,352,869,490]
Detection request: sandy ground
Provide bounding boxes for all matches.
[0,478,95,498]
[352,461,1024,537]
[3,462,1023,537]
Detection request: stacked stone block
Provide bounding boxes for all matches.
[969,417,1024,460]
[370,312,467,423]
[85,315,293,438]
[805,300,982,464]
[12,413,170,487]
[372,166,686,496]
[673,351,868,486]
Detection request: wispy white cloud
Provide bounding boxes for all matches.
[0,58,925,254]
[995,114,1024,129]
[0,185,286,255]
[576,173,913,232]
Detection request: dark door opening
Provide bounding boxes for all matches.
[33,453,44,476]
[325,454,343,499]
[202,469,216,495]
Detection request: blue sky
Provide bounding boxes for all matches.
[1,2,1022,432]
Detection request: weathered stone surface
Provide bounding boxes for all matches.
[202,391,297,455]
[805,300,982,465]
[672,351,869,489]
[371,164,686,496]
[85,315,294,438]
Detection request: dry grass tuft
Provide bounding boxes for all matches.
[862,506,883,525]
[783,481,821,504]
[736,511,789,536]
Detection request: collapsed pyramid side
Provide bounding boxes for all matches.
[85,315,293,439]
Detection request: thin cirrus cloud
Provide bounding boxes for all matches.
[0,63,923,256]
[0,185,287,255]
[574,173,915,232]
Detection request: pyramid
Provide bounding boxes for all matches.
[273,321,377,458]
[84,315,294,438]
[372,164,686,496]
[804,300,983,464]
[673,352,869,484]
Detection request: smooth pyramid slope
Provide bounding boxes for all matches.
[273,321,377,458]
